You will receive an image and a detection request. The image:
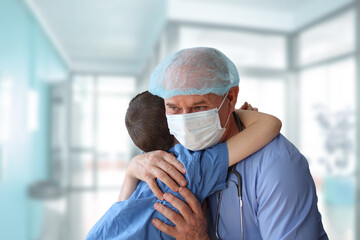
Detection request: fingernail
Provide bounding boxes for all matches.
[154,203,160,209]
[160,193,164,200]
[181,180,187,186]
[152,219,159,226]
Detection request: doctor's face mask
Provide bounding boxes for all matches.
[166,93,231,151]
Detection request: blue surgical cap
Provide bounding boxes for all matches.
[148,47,239,99]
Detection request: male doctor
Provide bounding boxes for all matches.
[123,47,328,239]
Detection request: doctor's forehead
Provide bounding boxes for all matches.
[164,93,223,106]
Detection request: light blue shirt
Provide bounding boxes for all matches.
[207,134,328,240]
[86,143,229,240]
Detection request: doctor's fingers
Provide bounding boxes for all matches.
[178,187,204,216]
[162,192,194,220]
[158,191,209,239]
[146,167,182,200]
[146,178,165,201]
[152,151,187,187]
[143,150,187,189]
[160,151,186,174]
[154,201,186,228]
[152,217,178,238]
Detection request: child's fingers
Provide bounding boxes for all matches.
[240,102,248,110]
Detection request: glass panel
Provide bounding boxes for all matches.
[299,10,355,66]
[235,76,287,135]
[97,95,129,187]
[97,76,136,94]
[96,76,135,187]
[71,75,95,148]
[179,26,286,69]
[70,151,95,188]
[50,83,68,185]
[300,58,356,240]
[0,76,13,180]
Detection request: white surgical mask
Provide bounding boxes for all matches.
[166,93,231,151]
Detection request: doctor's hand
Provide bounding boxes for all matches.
[152,187,210,240]
[126,150,187,200]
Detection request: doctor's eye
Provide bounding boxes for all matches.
[193,106,205,111]
[166,106,180,113]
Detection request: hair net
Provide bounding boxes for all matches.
[148,47,239,99]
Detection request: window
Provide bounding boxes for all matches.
[96,76,135,187]
[236,76,287,135]
[179,26,287,69]
[299,10,355,66]
[299,58,356,239]
[68,75,136,188]
[300,58,356,177]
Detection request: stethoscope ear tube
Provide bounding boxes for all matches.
[215,165,243,240]
[215,112,244,240]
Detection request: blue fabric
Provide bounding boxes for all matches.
[86,143,229,240]
[207,134,328,240]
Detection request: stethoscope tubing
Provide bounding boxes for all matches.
[215,165,243,240]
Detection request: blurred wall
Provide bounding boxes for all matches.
[0,1,68,239]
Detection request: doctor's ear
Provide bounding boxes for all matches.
[227,86,239,110]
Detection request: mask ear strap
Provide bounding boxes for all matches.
[218,92,231,129]
[223,111,232,129]
[218,92,229,111]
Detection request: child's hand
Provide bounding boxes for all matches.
[240,101,258,111]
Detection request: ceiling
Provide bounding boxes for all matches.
[25,0,354,76]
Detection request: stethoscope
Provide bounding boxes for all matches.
[215,165,243,240]
[215,112,244,240]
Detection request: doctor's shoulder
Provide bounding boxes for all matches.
[246,133,310,175]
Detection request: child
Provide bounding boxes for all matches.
[86,91,281,240]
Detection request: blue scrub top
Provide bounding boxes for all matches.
[86,143,229,240]
[207,134,329,240]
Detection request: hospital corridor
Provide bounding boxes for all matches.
[0,0,359,239]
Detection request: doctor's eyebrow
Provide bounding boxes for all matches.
[165,100,208,108]
[166,103,179,108]
[192,100,207,106]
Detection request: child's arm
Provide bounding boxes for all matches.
[226,109,282,166]
[118,173,139,201]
